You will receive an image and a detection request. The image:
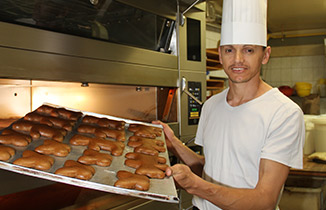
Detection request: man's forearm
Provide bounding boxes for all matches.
[189,177,277,210]
[170,136,205,176]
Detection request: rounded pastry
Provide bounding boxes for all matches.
[0,145,15,161]
[13,150,54,171]
[114,170,150,191]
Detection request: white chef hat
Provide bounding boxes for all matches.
[220,0,267,47]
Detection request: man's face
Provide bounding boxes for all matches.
[218,45,271,84]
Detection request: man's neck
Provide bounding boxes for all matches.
[226,79,272,107]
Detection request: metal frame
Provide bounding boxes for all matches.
[0,22,178,87]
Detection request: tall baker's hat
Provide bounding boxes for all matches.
[220,0,267,47]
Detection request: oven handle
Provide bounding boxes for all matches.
[181,77,203,106]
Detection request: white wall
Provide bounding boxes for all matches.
[262,55,326,93]
[205,29,326,113]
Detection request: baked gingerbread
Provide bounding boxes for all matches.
[128,136,166,156]
[82,115,125,130]
[0,129,32,147]
[0,145,15,161]
[24,112,74,131]
[78,149,113,167]
[35,139,71,157]
[12,120,35,133]
[124,152,168,179]
[55,160,95,180]
[56,108,83,121]
[13,150,54,171]
[69,134,93,146]
[36,104,57,116]
[77,124,125,142]
[88,138,125,156]
[128,124,162,139]
[36,105,82,121]
[12,120,66,141]
[114,170,150,191]
[70,134,125,156]
[30,124,66,142]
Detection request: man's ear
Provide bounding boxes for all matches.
[262,46,271,64]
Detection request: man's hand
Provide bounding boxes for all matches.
[166,164,199,194]
[152,120,176,151]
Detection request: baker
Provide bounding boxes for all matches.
[154,0,305,209]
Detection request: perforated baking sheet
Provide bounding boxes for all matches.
[0,104,179,203]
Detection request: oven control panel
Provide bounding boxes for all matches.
[188,81,202,125]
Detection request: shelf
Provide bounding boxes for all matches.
[207,65,223,71]
[206,48,223,71]
[206,58,219,65]
[206,48,219,58]
[206,79,225,98]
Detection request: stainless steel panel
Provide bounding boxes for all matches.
[0,45,178,87]
[0,22,178,87]
[117,0,205,20]
[0,79,31,118]
[0,105,179,203]
[178,2,206,72]
[0,22,177,69]
[179,71,206,139]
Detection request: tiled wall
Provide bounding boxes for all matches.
[205,29,326,114]
[262,55,326,93]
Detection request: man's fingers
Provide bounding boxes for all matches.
[166,167,173,177]
[166,164,184,177]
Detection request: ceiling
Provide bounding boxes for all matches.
[267,0,326,34]
[206,0,326,35]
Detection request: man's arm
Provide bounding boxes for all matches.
[167,158,289,210]
[153,121,205,176]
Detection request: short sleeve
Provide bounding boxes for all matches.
[261,106,305,169]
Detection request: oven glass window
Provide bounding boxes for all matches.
[0,0,175,53]
[186,18,201,61]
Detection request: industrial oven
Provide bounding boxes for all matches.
[0,0,206,208]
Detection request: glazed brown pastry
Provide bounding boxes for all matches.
[55,160,95,180]
[12,120,66,141]
[88,138,125,156]
[82,115,125,130]
[124,152,168,179]
[78,149,113,167]
[12,120,35,133]
[24,112,52,126]
[0,129,32,147]
[128,124,162,139]
[114,170,150,191]
[30,124,66,142]
[13,150,54,171]
[69,134,93,146]
[36,105,82,121]
[35,139,71,157]
[36,104,57,116]
[0,145,15,161]
[128,136,166,156]
[70,134,125,156]
[24,112,74,131]
[77,124,125,141]
[56,108,83,121]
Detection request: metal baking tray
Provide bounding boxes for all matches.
[0,104,179,203]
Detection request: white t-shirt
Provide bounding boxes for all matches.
[192,88,305,210]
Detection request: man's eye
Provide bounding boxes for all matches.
[245,49,254,53]
[225,49,232,53]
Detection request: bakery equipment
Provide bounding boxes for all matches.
[0,0,206,208]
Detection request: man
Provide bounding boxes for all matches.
[155,0,305,209]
